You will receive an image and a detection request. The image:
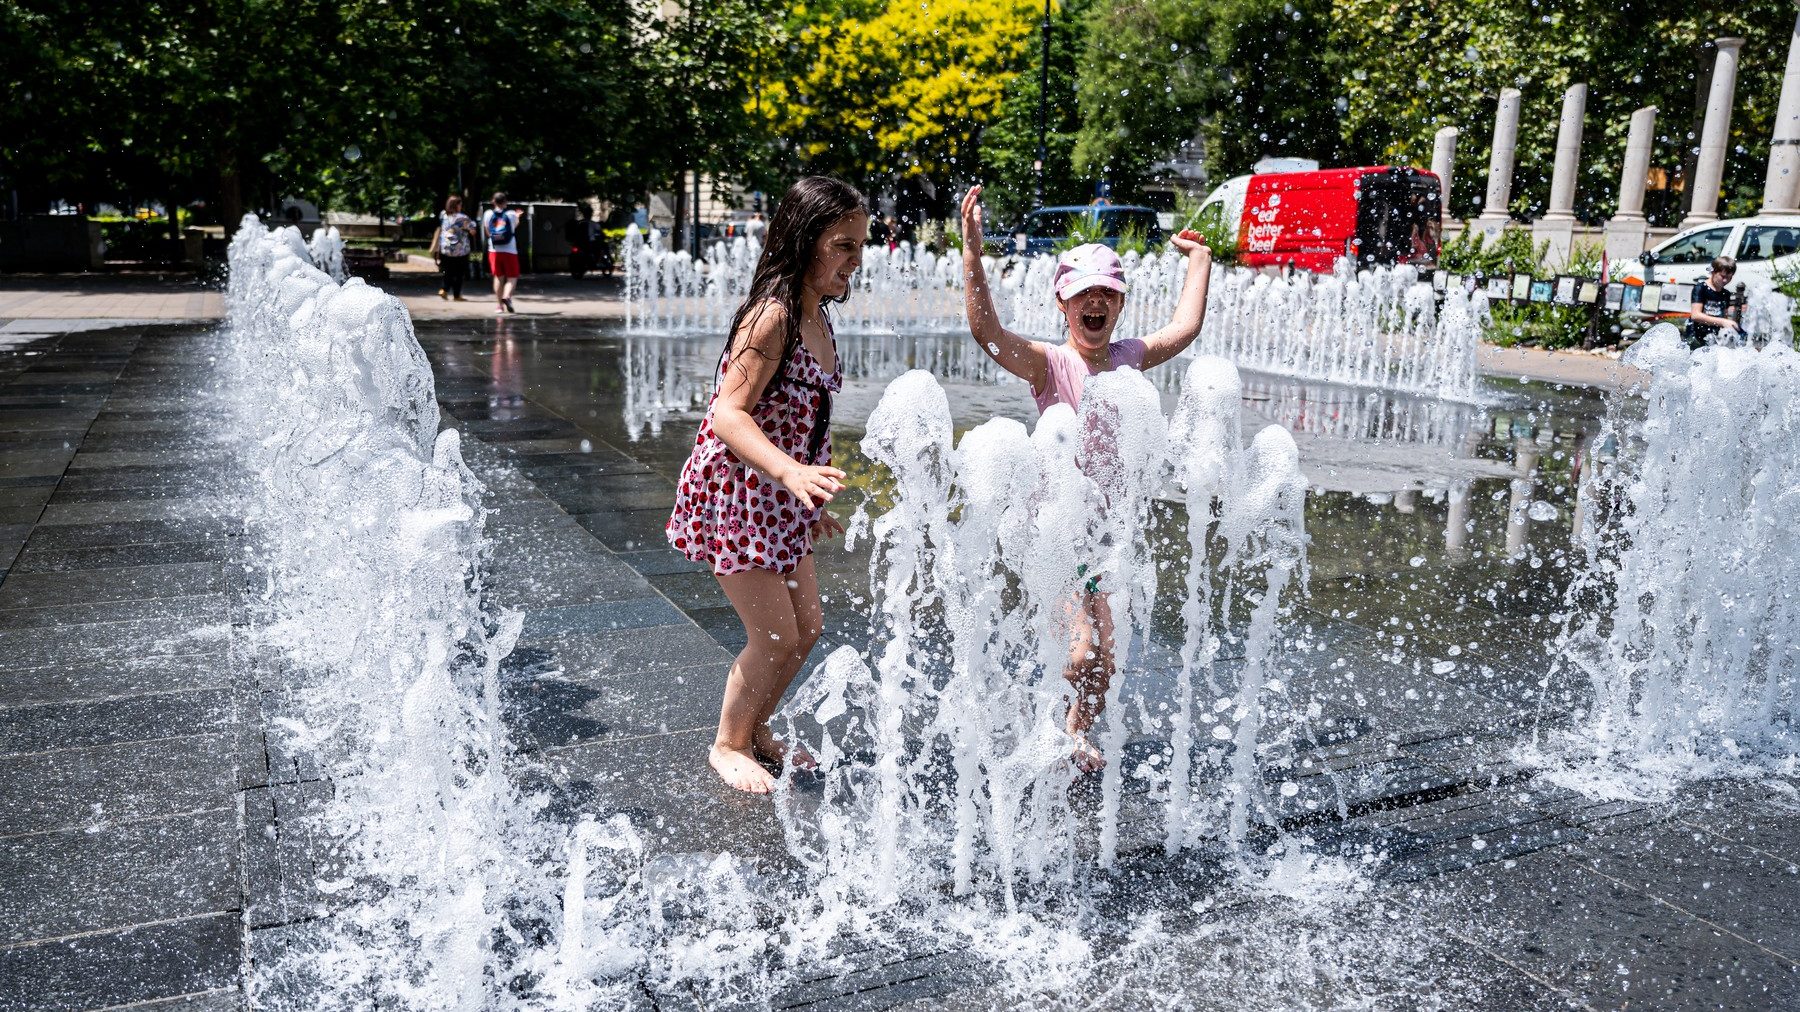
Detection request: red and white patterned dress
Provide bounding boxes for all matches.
[666,326,841,575]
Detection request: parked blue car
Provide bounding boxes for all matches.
[1009,203,1165,256]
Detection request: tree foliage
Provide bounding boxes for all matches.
[1073,0,1341,193]
[1333,0,1793,223]
[0,0,776,220]
[977,0,1092,224]
[751,0,1041,202]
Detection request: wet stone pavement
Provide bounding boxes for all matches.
[0,316,1796,1010]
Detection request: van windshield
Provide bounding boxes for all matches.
[1355,174,1442,267]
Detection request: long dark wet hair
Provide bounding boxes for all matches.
[720,176,867,390]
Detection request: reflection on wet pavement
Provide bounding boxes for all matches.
[423,318,1611,722]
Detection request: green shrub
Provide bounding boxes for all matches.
[1050,213,1103,253]
[1114,220,1149,257]
[1443,227,1610,349]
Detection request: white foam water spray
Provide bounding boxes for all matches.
[1542,322,1800,797]
[306,224,348,283]
[624,225,1480,398]
[227,216,557,1008]
[776,362,1310,960]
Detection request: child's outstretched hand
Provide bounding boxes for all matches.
[1170,229,1212,259]
[959,185,985,254]
[781,462,845,509]
[811,511,845,542]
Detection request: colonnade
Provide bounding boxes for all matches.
[1433,15,1800,267]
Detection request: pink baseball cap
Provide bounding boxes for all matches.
[1053,243,1128,300]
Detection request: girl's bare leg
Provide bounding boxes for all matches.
[748,555,823,770]
[712,563,822,793]
[1065,591,1117,773]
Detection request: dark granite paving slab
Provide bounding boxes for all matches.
[0,732,240,835]
[512,622,735,680]
[36,498,242,526]
[0,687,236,756]
[12,538,241,572]
[0,615,227,670]
[507,657,724,748]
[19,517,241,552]
[615,547,710,576]
[574,507,681,552]
[0,562,229,610]
[0,913,242,1012]
[647,570,735,611]
[1576,825,1800,963]
[0,809,239,943]
[1448,842,1800,1010]
[243,780,341,931]
[543,728,798,857]
[0,592,228,631]
[119,989,245,1011]
[0,653,230,708]
[486,547,658,611]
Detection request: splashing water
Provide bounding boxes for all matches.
[1539,323,1800,799]
[306,224,348,283]
[623,226,1481,398]
[228,216,557,1008]
[774,361,1312,956]
[223,216,1439,1007]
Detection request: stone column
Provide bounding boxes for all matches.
[1506,440,1540,559]
[1764,13,1800,213]
[1605,106,1659,263]
[1431,127,1459,223]
[1444,483,1473,558]
[1682,38,1746,229]
[1474,89,1522,241]
[1534,84,1588,267]
[1543,85,1587,221]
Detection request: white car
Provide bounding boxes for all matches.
[1618,214,1800,289]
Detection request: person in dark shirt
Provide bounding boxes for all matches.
[1686,256,1740,348]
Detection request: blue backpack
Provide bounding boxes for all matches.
[487,210,515,247]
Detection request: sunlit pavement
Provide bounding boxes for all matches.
[1,316,1795,1009]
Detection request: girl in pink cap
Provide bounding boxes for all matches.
[958,184,1214,772]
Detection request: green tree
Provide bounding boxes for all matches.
[978,0,1093,224]
[1073,0,1342,193]
[0,0,777,223]
[751,0,1042,207]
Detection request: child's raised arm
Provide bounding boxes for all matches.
[961,186,1048,391]
[1139,233,1213,369]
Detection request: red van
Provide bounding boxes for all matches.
[1194,166,1443,274]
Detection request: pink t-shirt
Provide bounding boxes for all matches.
[1032,339,1148,414]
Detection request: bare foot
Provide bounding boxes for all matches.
[709,743,776,793]
[752,725,817,772]
[1070,730,1106,774]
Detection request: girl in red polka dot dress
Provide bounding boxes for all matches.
[667,176,867,794]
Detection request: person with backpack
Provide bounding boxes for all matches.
[429,196,477,301]
[482,191,523,313]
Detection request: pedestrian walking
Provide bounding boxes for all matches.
[429,196,477,301]
[482,191,523,314]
